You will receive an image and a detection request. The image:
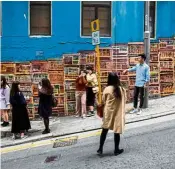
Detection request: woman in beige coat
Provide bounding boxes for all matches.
[97,72,126,156]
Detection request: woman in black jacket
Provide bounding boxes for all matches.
[38,78,53,134]
[10,82,31,139]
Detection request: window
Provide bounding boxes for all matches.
[30,1,51,36]
[144,2,156,38]
[81,1,111,37]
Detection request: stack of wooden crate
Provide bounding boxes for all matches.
[48,59,65,117]
[63,54,80,116]
[159,39,175,96]
[112,44,129,101]
[98,48,112,93]
[149,43,161,98]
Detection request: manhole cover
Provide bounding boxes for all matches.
[45,155,60,163]
[53,136,78,148]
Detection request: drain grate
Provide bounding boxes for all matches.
[45,154,61,163]
[53,136,78,148]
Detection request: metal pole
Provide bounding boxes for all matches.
[143,1,150,108]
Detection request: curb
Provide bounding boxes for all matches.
[1,110,175,148]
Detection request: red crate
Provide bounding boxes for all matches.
[49,72,64,84]
[31,61,48,73]
[16,62,31,74]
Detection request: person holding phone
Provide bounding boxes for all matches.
[75,70,87,118]
[86,66,98,117]
[38,79,53,134]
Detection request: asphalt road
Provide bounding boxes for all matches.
[1,114,175,169]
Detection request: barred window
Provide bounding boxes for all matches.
[81,1,111,37]
[30,1,51,36]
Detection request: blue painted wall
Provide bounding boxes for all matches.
[1,1,175,62]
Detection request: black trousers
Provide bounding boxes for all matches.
[86,87,95,107]
[99,128,120,151]
[134,86,145,109]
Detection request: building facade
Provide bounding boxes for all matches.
[1,1,175,62]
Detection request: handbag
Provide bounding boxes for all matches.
[97,104,104,118]
[52,95,58,107]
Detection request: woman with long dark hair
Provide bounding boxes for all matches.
[38,78,53,134]
[86,66,98,116]
[97,72,126,156]
[0,76,10,127]
[10,82,31,139]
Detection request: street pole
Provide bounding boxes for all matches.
[143,1,150,108]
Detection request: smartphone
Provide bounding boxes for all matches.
[38,82,42,89]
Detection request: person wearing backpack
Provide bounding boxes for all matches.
[38,78,53,134]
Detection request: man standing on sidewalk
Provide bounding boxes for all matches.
[123,54,150,115]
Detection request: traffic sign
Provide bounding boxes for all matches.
[92,31,100,45]
[91,19,100,45]
[91,19,100,32]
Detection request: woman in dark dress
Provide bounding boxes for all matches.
[10,82,31,139]
[38,78,53,134]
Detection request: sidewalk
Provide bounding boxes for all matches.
[1,95,175,148]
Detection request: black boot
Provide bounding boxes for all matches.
[1,121,5,126]
[42,118,50,134]
[97,129,108,155]
[114,133,124,156]
[1,121,9,127]
[114,149,124,156]
[97,149,103,155]
[42,129,50,134]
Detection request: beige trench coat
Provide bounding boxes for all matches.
[102,86,126,134]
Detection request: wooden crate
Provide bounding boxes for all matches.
[49,71,64,84]
[32,73,48,84]
[15,74,32,83]
[128,43,144,55]
[160,73,174,83]
[1,63,15,74]
[1,74,15,84]
[160,61,174,72]
[65,81,76,91]
[63,54,80,65]
[15,62,31,74]
[160,83,174,96]
[31,61,48,73]
[99,48,112,57]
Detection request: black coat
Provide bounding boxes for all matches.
[10,92,31,133]
[38,91,52,118]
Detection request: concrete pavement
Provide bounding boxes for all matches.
[1,95,175,148]
[1,114,175,169]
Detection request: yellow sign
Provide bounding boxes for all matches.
[91,19,100,32]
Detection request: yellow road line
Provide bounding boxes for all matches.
[1,130,101,154]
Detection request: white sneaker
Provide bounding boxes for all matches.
[130,109,138,114]
[82,114,87,119]
[137,109,142,115]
